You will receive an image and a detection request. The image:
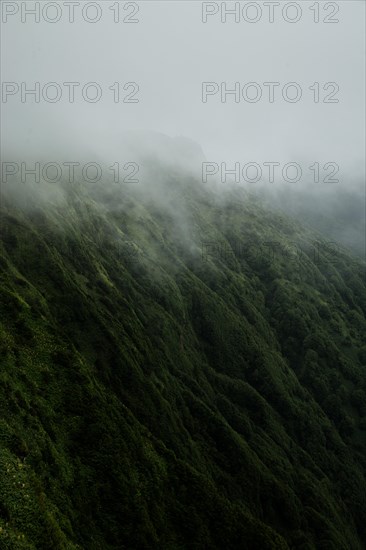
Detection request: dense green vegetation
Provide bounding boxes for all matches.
[0,169,365,549]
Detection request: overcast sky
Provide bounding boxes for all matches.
[1,1,365,181]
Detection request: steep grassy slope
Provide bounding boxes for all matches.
[0,169,366,549]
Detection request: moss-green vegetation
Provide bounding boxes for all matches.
[0,175,365,548]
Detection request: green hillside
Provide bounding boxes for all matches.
[0,167,365,549]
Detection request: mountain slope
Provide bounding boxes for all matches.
[0,168,366,549]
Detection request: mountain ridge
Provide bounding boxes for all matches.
[0,167,366,549]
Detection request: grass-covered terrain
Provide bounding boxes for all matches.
[0,167,366,549]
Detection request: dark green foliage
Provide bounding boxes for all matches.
[0,176,365,549]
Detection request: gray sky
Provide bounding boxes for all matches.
[1,1,365,181]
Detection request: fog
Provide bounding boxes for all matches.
[1,1,365,257]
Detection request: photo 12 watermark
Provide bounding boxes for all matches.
[202,162,340,184]
[1,82,140,104]
[201,82,339,104]
[1,1,140,24]
[201,2,340,24]
[0,222,141,261]
[1,161,140,184]
[201,239,343,268]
